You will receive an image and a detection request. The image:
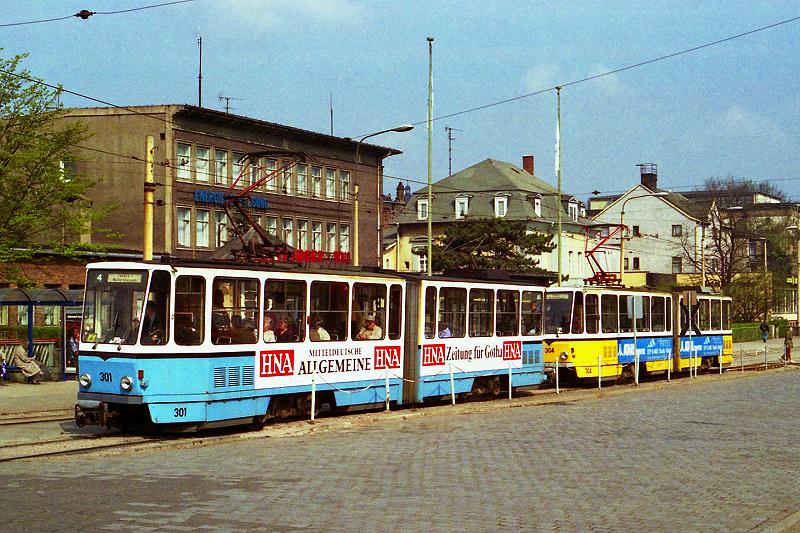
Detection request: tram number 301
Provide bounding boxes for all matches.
[174,407,187,418]
[99,372,112,382]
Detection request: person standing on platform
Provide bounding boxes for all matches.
[784,327,794,363]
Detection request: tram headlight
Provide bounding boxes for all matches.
[79,373,92,388]
[559,352,569,362]
[120,376,133,392]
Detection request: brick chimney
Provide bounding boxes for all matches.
[522,155,534,175]
[638,163,658,190]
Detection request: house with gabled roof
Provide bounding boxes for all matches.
[384,156,601,285]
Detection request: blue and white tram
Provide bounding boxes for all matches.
[75,261,547,429]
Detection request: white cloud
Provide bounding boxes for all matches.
[584,63,633,98]
[718,105,786,142]
[522,64,561,93]
[202,0,368,34]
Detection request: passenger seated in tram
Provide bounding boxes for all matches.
[275,316,295,343]
[263,314,276,342]
[356,314,382,340]
[309,316,330,341]
[438,324,452,338]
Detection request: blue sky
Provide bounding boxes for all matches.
[3,1,799,200]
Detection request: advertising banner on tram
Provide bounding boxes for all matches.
[254,342,403,389]
[419,338,524,376]
[617,337,673,363]
[679,335,724,357]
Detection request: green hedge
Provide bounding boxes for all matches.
[732,320,787,343]
[0,326,61,340]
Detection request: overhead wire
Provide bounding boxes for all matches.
[0,0,196,28]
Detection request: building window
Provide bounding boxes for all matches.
[311,222,322,251]
[296,164,308,197]
[60,159,76,182]
[419,254,427,273]
[326,169,336,199]
[281,164,292,195]
[214,149,228,185]
[177,207,191,247]
[417,199,429,221]
[672,224,682,237]
[252,215,262,229]
[326,223,337,252]
[339,171,350,201]
[196,209,210,247]
[312,166,322,198]
[215,212,228,248]
[176,143,191,181]
[632,257,640,270]
[266,216,277,236]
[339,224,350,253]
[249,157,260,189]
[196,146,210,182]
[568,200,578,222]
[282,219,294,247]
[455,197,469,219]
[624,257,629,270]
[260,159,276,193]
[672,256,682,274]
[232,152,245,187]
[534,197,541,217]
[632,225,640,237]
[298,219,309,249]
[494,197,508,218]
[580,204,586,218]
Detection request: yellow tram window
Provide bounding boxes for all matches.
[619,296,633,333]
[601,294,618,333]
[711,299,722,330]
[469,288,493,338]
[571,292,584,334]
[637,296,650,332]
[722,300,731,330]
[545,291,573,334]
[585,294,599,334]
[666,296,672,331]
[651,296,666,332]
[698,299,711,332]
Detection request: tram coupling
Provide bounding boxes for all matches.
[74,401,109,427]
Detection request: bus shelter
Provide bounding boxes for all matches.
[0,288,83,381]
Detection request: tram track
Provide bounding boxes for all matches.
[2,362,796,463]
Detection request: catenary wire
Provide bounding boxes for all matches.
[0,0,196,27]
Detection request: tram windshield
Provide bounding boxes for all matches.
[544,291,574,334]
[82,269,148,344]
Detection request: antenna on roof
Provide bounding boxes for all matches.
[218,94,242,114]
[197,34,202,107]
[329,93,334,135]
[445,125,462,176]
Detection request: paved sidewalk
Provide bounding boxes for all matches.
[0,380,77,417]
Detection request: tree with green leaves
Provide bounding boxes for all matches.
[0,52,109,270]
[419,218,554,274]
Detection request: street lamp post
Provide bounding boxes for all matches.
[787,225,800,335]
[351,124,414,267]
[618,192,669,282]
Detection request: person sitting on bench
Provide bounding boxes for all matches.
[10,339,43,384]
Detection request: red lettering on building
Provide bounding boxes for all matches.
[422,344,446,366]
[260,350,295,377]
[502,341,522,361]
[374,346,401,369]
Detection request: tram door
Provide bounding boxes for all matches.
[402,280,421,404]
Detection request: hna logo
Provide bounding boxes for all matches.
[260,350,294,377]
[374,346,401,369]
[503,341,522,360]
[422,344,445,366]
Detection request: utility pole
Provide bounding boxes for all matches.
[353,184,359,266]
[143,135,155,261]
[426,36,434,277]
[555,86,562,287]
[329,93,334,136]
[197,35,203,107]
[445,125,462,176]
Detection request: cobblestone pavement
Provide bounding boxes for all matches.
[3,371,800,532]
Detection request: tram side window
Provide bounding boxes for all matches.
[637,296,650,332]
[722,300,731,330]
[666,296,672,331]
[619,296,633,333]
[175,275,205,345]
[521,291,542,336]
[352,283,387,341]
[142,270,171,345]
[264,280,306,343]
[601,294,618,333]
[388,285,402,340]
[469,288,493,338]
[496,289,519,337]
[424,286,437,339]
[571,292,584,334]
[698,298,710,332]
[711,299,722,330]
[212,277,259,345]
[585,294,600,334]
[651,296,666,332]
[545,292,573,334]
[310,281,348,341]
[439,287,466,338]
